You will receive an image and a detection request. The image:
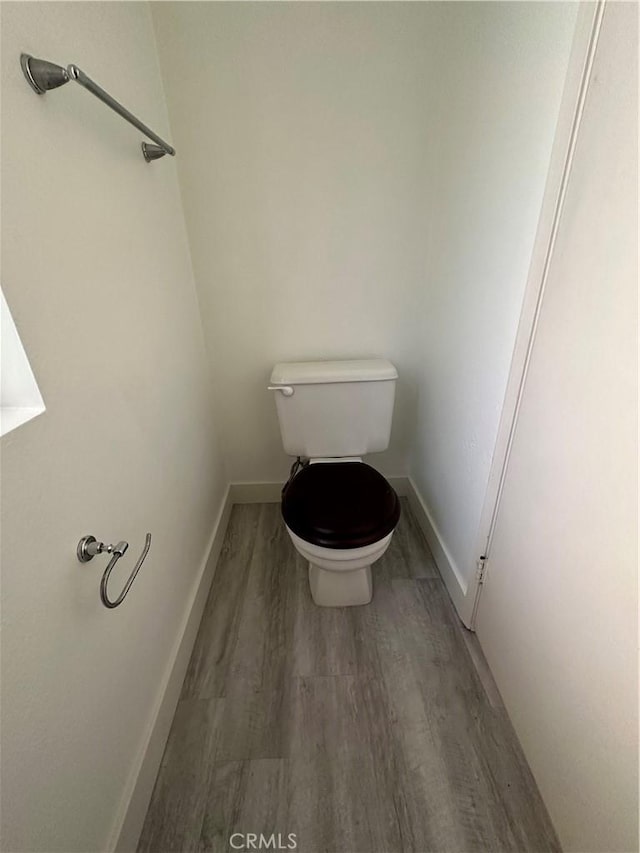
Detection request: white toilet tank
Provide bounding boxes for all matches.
[269,359,398,457]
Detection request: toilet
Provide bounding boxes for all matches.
[268,359,401,607]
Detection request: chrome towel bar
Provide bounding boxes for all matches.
[20,53,175,162]
[77,533,152,609]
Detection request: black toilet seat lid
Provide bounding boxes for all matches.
[282,462,401,549]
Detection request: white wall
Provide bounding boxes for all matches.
[408,2,578,590]
[151,2,440,483]
[476,3,638,850]
[153,3,578,585]
[0,3,225,851]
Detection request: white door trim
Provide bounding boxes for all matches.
[466,1,607,629]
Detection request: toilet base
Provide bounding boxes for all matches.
[308,562,372,607]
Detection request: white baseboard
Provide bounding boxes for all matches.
[405,476,474,628]
[112,485,233,853]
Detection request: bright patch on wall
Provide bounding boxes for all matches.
[1,288,45,436]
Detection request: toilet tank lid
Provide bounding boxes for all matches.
[270,359,398,386]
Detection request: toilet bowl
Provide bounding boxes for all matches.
[287,526,393,606]
[282,459,400,607]
[269,358,400,607]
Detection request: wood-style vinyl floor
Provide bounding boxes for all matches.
[138,500,560,853]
